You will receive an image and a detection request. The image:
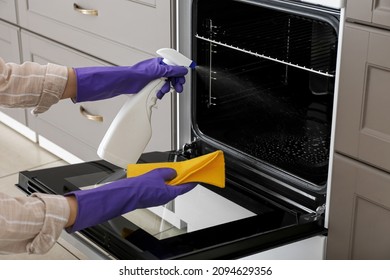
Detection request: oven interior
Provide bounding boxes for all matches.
[192,0,339,192]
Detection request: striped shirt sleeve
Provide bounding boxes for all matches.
[0,57,68,114]
[0,192,69,254]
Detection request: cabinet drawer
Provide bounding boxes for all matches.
[0,20,21,64]
[17,0,173,65]
[21,31,172,161]
[335,24,390,173]
[0,20,27,125]
[0,0,17,23]
[327,154,390,259]
[346,0,390,29]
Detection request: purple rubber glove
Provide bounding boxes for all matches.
[74,57,188,102]
[65,168,197,233]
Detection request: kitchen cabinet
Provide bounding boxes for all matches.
[326,2,390,259]
[1,0,175,161]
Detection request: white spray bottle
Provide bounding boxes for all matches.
[97,48,195,169]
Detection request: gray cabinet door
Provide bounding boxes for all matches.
[0,0,17,23]
[334,23,390,173]
[347,0,390,28]
[327,154,390,259]
[0,20,27,125]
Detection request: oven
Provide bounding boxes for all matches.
[17,0,344,259]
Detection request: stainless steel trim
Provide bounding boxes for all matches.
[177,0,193,149]
[171,0,178,150]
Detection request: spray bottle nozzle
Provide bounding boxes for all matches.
[189,61,197,69]
[157,48,195,68]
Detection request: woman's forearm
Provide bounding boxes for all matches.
[65,196,78,228]
[62,68,77,100]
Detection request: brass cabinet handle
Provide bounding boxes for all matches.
[80,106,103,122]
[73,3,98,16]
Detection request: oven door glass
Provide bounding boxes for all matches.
[78,180,257,240]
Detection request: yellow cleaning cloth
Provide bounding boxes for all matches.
[126,150,225,188]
